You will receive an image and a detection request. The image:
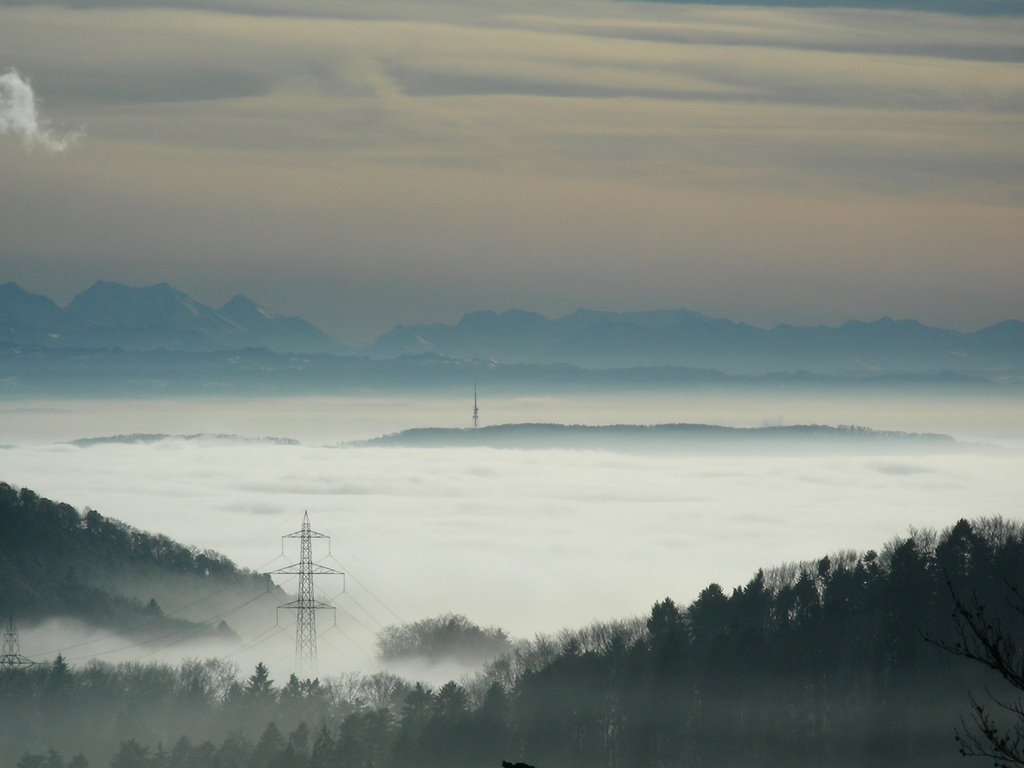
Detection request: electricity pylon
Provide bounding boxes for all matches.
[270,512,343,676]
[1,617,36,673]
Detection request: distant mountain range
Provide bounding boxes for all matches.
[2,282,1021,378]
[367,308,1024,376]
[68,433,300,447]
[0,281,346,354]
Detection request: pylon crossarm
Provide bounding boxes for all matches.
[282,530,330,540]
[0,658,36,672]
[311,562,343,575]
[277,599,336,611]
[269,563,343,576]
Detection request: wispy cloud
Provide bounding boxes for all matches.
[0,69,78,151]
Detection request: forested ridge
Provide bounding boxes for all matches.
[4,510,1024,768]
[0,482,274,636]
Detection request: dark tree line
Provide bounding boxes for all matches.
[0,483,273,635]
[6,516,1024,768]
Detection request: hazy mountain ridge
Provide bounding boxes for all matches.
[0,281,346,354]
[68,433,300,447]
[4,282,1021,376]
[367,308,1024,376]
[357,422,964,453]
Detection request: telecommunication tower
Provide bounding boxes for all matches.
[473,379,479,429]
[270,513,343,676]
[1,617,36,673]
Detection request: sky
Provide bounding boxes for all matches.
[1,0,1022,343]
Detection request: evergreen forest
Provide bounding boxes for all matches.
[3,484,1023,767]
[0,483,277,638]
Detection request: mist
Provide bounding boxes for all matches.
[2,393,1021,679]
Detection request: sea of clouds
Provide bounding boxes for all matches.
[3,394,1021,677]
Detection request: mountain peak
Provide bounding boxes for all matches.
[34,282,346,353]
[221,294,280,323]
[78,280,178,298]
[64,281,211,327]
[0,283,63,333]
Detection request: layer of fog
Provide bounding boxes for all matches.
[2,394,1021,680]
[3,390,1023,446]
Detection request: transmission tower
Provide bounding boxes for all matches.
[473,379,479,429]
[270,512,343,676]
[1,617,36,673]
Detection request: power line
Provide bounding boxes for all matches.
[33,553,290,659]
[328,544,427,619]
[323,625,375,662]
[66,589,277,663]
[343,592,387,632]
[322,553,408,626]
[332,601,377,638]
[343,570,409,626]
[222,626,287,661]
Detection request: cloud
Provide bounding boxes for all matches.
[3,394,1021,649]
[0,69,78,151]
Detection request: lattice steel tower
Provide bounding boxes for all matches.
[270,513,343,676]
[473,379,479,429]
[1,617,35,673]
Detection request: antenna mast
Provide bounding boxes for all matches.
[1,617,36,673]
[473,379,479,429]
[270,513,343,676]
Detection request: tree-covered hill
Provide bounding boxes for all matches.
[359,422,962,453]
[4,515,1023,767]
[0,482,277,639]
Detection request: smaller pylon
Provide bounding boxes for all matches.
[1,617,36,673]
[473,379,479,429]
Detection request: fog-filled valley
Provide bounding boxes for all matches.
[4,393,1022,642]
[1,393,1023,765]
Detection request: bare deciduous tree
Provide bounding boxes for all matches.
[932,580,1024,766]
